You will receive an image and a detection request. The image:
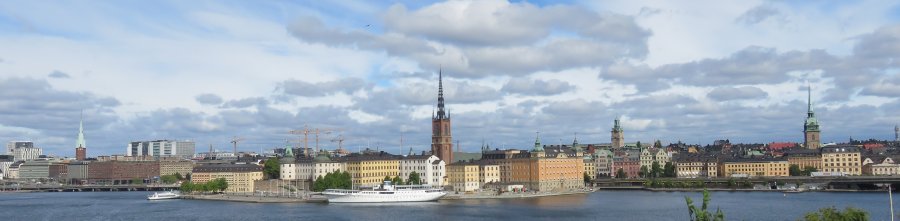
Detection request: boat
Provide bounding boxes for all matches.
[147,191,181,200]
[783,188,806,193]
[322,181,446,203]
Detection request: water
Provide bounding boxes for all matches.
[0,190,892,221]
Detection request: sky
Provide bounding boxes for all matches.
[1,0,900,157]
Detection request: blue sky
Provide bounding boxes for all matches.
[1,0,900,157]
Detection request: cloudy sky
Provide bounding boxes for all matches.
[1,0,900,157]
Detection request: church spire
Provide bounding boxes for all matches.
[807,83,813,116]
[76,110,85,148]
[435,68,447,120]
[533,132,543,151]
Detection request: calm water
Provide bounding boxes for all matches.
[0,190,893,221]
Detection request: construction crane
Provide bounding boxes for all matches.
[230,136,244,159]
[330,133,349,156]
[289,125,341,156]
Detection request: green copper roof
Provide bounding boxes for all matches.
[804,84,820,132]
[612,117,622,132]
[533,132,543,152]
[76,112,85,148]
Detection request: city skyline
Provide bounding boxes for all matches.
[1,0,900,157]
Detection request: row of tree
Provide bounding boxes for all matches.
[160,172,186,184]
[685,189,869,221]
[613,161,678,179]
[180,178,228,193]
[789,164,819,176]
[312,171,352,192]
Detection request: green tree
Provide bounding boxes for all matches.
[651,161,662,178]
[391,176,404,185]
[583,172,591,184]
[663,162,676,178]
[727,178,736,188]
[800,206,869,221]
[214,178,228,192]
[174,172,183,180]
[131,178,143,185]
[802,166,818,176]
[639,165,649,178]
[263,157,280,179]
[685,190,725,221]
[384,176,392,182]
[654,140,663,148]
[180,181,194,193]
[161,175,178,184]
[339,171,351,189]
[616,168,627,179]
[313,175,326,192]
[789,164,802,176]
[636,141,642,148]
[407,171,422,185]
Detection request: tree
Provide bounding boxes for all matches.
[180,181,194,193]
[583,172,591,184]
[663,162,676,178]
[407,171,422,185]
[174,172,183,180]
[789,164,802,176]
[639,165,649,178]
[801,206,869,221]
[727,178,736,188]
[214,178,228,192]
[636,141,642,148]
[651,161,662,178]
[161,175,178,184]
[685,190,725,221]
[131,178,143,185]
[654,140,663,148]
[616,168,627,179]
[313,175,325,192]
[391,176,404,185]
[263,157,280,179]
[802,166,818,176]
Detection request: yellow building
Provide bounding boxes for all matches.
[191,164,264,193]
[583,157,595,180]
[821,146,861,175]
[509,142,585,192]
[159,160,194,176]
[722,158,788,177]
[343,153,400,188]
[479,164,500,185]
[448,162,481,192]
[784,149,822,171]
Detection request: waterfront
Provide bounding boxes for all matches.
[0,190,891,220]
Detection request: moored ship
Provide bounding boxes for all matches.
[322,181,446,203]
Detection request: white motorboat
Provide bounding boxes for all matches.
[147,191,181,200]
[322,181,446,203]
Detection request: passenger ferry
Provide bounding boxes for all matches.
[147,191,181,200]
[322,181,446,203]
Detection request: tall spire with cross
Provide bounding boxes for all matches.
[75,110,87,160]
[804,83,821,149]
[431,68,453,162]
[436,68,447,120]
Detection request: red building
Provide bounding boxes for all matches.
[87,161,160,184]
[431,70,453,163]
[611,150,640,178]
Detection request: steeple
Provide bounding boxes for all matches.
[435,68,447,120]
[803,83,821,149]
[613,116,622,132]
[895,125,898,141]
[807,83,814,117]
[572,133,579,147]
[533,132,543,151]
[76,111,85,148]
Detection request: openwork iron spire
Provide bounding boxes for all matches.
[436,68,447,119]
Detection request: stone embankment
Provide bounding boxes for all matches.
[442,190,592,200]
[181,194,327,203]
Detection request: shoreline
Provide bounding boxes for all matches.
[442,190,592,200]
[180,194,327,203]
[597,187,887,193]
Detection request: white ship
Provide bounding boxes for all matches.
[322,181,446,203]
[147,191,181,200]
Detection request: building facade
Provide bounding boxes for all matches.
[191,164,264,193]
[159,160,194,176]
[431,70,453,163]
[784,149,822,170]
[399,154,445,186]
[862,156,899,175]
[611,150,640,178]
[344,153,400,188]
[87,161,160,184]
[594,149,613,178]
[821,146,861,175]
[126,140,196,159]
[448,162,480,192]
[721,158,789,177]
[674,154,719,178]
[640,147,670,171]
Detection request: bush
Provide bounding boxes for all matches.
[800,206,868,221]
[685,190,725,221]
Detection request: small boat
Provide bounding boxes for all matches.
[322,181,446,203]
[783,188,805,193]
[147,191,181,200]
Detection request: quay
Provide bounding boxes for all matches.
[181,194,327,203]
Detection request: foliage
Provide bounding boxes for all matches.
[650,161,662,178]
[789,164,802,176]
[802,166,818,176]
[407,171,422,185]
[685,190,725,221]
[174,172,184,180]
[384,176,391,182]
[161,175,178,184]
[131,178,143,184]
[616,168,627,179]
[639,166,649,178]
[663,162,676,178]
[654,140,663,148]
[180,181,194,193]
[800,206,869,221]
[312,170,352,192]
[636,141,642,148]
[391,176,404,185]
[741,180,753,188]
[263,157,280,179]
[180,178,228,193]
[727,178,736,188]
[583,172,591,184]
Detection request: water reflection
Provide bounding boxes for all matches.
[452,193,589,207]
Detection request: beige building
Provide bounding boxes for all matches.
[479,164,500,185]
[344,153,400,188]
[821,146,862,175]
[640,147,670,170]
[784,151,822,171]
[448,162,481,192]
[862,156,899,176]
[583,157,595,181]
[510,143,585,192]
[191,164,264,193]
[722,158,788,177]
[159,160,194,176]
[674,154,719,178]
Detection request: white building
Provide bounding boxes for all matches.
[127,140,195,159]
[13,147,42,162]
[594,149,614,178]
[399,154,445,186]
[281,154,346,187]
[6,141,33,155]
[640,147,671,170]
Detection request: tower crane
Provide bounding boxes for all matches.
[230,136,244,159]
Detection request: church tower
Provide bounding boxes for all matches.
[611,117,624,149]
[804,85,821,149]
[75,111,87,161]
[431,69,453,163]
[894,125,898,142]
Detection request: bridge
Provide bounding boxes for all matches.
[593,176,900,190]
